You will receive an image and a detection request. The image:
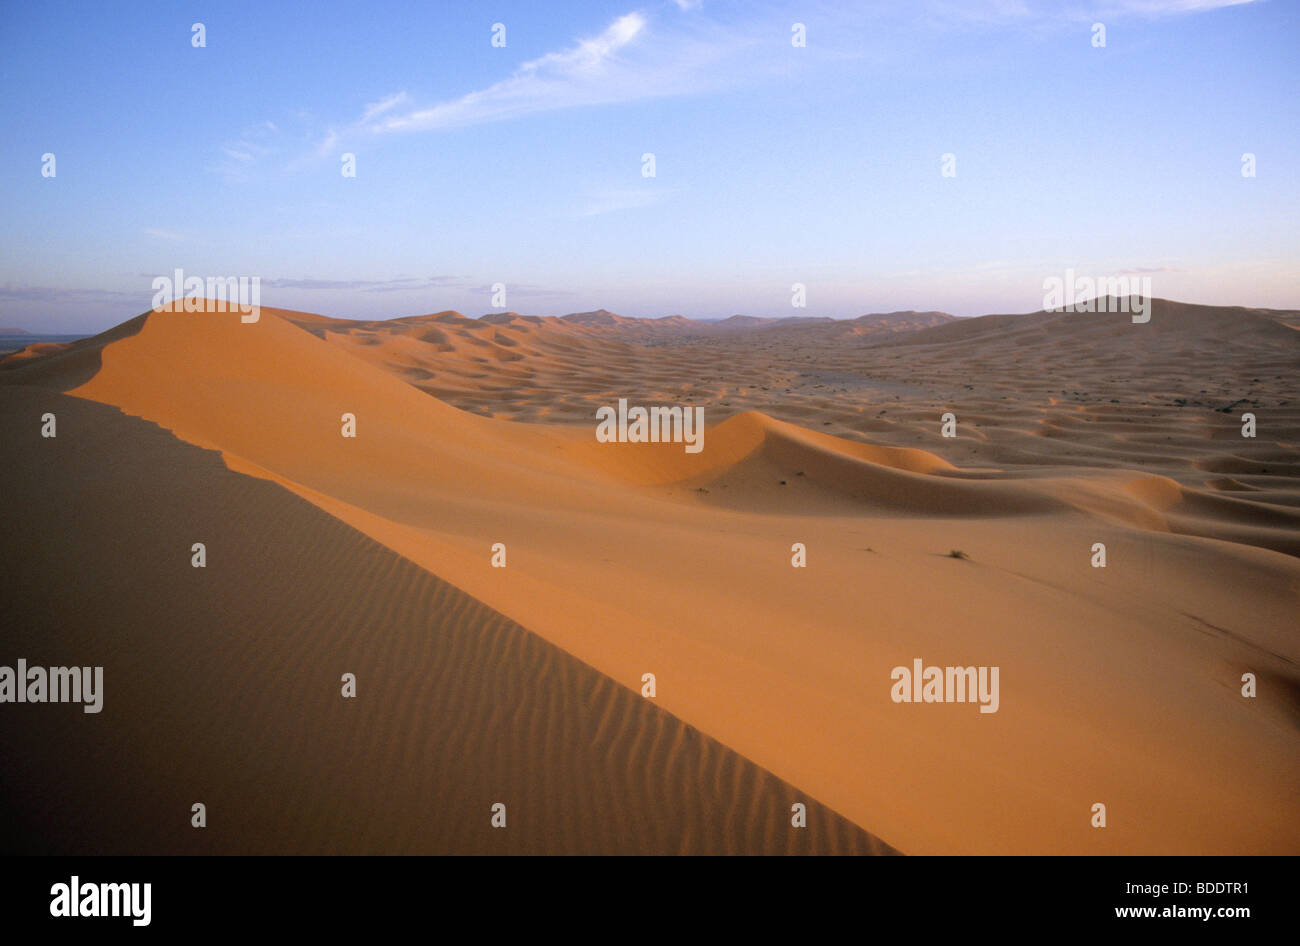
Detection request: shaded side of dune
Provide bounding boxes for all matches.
[0,313,148,390]
[0,388,895,855]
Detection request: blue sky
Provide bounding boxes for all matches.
[1,0,1296,332]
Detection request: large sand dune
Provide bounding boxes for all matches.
[2,298,1297,854]
[0,386,890,855]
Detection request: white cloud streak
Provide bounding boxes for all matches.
[365,13,650,134]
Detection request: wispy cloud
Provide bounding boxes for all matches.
[311,8,761,153]
[362,13,649,135]
[1088,0,1257,14]
[144,228,185,242]
[903,0,1257,29]
[262,275,467,293]
[361,91,409,122]
[276,0,1262,170]
[0,285,147,304]
[314,92,412,156]
[210,121,283,180]
[336,0,1256,142]
[314,130,339,159]
[469,283,577,300]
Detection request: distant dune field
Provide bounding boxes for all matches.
[2,299,1297,854]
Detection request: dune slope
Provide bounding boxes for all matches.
[0,386,890,854]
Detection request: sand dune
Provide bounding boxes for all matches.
[2,298,1297,854]
[0,386,890,855]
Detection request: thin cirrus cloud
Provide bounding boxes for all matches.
[313,0,1253,149]
[314,7,757,152]
[212,121,283,179]
[276,0,1259,183]
[261,275,467,293]
[949,0,1258,15]
[361,92,411,122]
[470,283,577,300]
[316,92,408,156]
[0,285,146,304]
[364,12,649,134]
[1094,0,1257,13]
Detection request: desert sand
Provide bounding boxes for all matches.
[2,298,1296,854]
